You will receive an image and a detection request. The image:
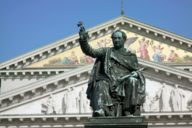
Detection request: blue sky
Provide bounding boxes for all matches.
[0,0,192,62]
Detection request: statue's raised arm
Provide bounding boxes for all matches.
[77,21,105,58]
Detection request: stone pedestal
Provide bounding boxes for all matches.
[84,116,147,128]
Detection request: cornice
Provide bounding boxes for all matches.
[0,68,69,78]
[139,59,192,81]
[0,65,92,100]
[0,65,92,112]
[164,63,192,72]
[0,16,191,70]
[0,34,79,70]
[139,59,192,91]
[121,16,192,45]
[0,17,123,70]
[0,112,192,127]
[0,60,192,113]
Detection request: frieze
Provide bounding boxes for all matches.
[0,60,192,112]
[2,79,192,115]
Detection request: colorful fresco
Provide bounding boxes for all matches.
[28,30,192,68]
[126,30,192,63]
[28,34,112,68]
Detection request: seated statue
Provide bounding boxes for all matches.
[77,22,145,117]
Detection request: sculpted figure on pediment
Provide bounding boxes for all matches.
[187,94,192,111]
[41,94,56,114]
[151,83,171,112]
[62,91,68,114]
[79,87,92,113]
[78,22,145,117]
[62,88,79,114]
[170,84,185,111]
[143,92,153,112]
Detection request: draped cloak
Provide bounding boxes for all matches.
[86,48,145,110]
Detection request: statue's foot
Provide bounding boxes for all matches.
[124,111,131,116]
[133,105,141,116]
[93,109,105,117]
[133,111,141,116]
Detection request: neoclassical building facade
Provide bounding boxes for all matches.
[0,16,192,128]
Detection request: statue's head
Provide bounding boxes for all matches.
[111,30,127,49]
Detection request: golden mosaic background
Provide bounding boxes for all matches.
[28,30,192,68]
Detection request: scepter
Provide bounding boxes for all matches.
[77,21,89,39]
[77,21,85,32]
[120,68,145,80]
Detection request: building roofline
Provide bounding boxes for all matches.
[0,16,191,70]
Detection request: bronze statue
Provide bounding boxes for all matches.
[78,22,145,117]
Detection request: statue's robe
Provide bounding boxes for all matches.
[86,48,145,113]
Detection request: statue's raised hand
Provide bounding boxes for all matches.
[77,21,89,41]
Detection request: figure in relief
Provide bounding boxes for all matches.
[170,84,185,111]
[151,83,171,112]
[62,92,68,114]
[41,94,56,114]
[79,87,91,113]
[187,94,192,111]
[63,88,79,113]
[143,93,153,112]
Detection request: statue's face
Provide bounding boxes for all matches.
[112,32,124,49]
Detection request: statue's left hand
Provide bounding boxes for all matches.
[131,71,138,77]
[117,77,124,83]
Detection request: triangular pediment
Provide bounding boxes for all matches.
[0,16,191,70]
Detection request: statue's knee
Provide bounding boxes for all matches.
[130,76,137,81]
[96,80,110,92]
[129,77,138,84]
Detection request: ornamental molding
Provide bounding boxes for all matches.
[164,63,192,72]
[0,65,92,112]
[0,68,69,78]
[0,112,192,128]
[0,16,191,70]
[0,60,191,113]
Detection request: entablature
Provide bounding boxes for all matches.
[0,112,192,128]
[0,60,191,113]
[0,68,69,79]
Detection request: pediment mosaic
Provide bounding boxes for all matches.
[28,30,192,68]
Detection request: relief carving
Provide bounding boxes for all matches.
[41,94,56,114]
[170,84,185,111]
